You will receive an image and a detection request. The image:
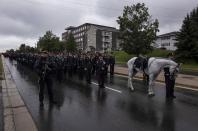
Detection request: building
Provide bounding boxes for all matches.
[153,32,178,51]
[62,23,120,52]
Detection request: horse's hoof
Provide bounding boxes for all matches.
[129,88,134,92]
[130,89,135,92]
[148,93,155,97]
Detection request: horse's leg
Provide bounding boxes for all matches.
[148,74,155,96]
[128,69,137,91]
[128,69,134,91]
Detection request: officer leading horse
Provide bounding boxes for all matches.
[127,57,180,96]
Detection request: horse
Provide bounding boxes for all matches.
[127,57,181,96]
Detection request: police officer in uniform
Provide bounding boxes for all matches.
[164,67,176,99]
[67,53,74,78]
[96,55,106,88]
[77,54,84,80]
[84,54,92,84]
[35,52,55,106]
[109,53,115,76]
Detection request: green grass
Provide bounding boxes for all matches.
[181,63,198,71]
[113,49,173,64]
[147,49,173,57]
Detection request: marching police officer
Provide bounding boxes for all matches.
[103,53,109,76]
[96,55,106,88]
[77,54,84,80]
[67,53,74,78]
[34,52,55,106]
[84,54,92,84]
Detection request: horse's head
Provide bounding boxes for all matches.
[169,63,182,77]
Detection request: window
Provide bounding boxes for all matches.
[161,36,170,40]
[161,43,170,46]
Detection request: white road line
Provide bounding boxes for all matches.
[91,82,122,94]
[115,74,198,92]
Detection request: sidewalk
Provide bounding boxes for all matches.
[114,66,198,89]
[1,56,38,131]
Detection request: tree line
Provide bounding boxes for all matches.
[6,31,77,54]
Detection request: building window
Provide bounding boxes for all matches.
[161,36,170,40]
[161,43,170,46]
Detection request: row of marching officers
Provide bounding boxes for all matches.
[4,51,115,106]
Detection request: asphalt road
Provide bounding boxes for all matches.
[5,59,198,131]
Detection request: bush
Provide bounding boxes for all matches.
[147,49,173,57]
[113,49,173,64]
[113,51,135,64]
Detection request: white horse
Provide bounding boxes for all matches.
[127,57,180,96]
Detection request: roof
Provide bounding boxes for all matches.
[65,26,76,30]
[65,23,118,32]
[157,31,179,38]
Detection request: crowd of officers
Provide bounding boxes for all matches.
[4,51,115,106]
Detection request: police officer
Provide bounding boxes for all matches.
[164,67,176,99]
[96,55,106,88]
[67,53,74,78]
[103,53,109,76]
[91,54,96,75]
[84,54,92,84]
[35,52,55,106]
[109,53,115,76]
[77,54,84,80]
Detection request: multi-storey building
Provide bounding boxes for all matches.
[62,23,120,52]
[153,32,178,51]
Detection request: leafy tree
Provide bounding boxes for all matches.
[175,7,198,62]
[65,33,77,53]
[18,44,36,53]
[19,44,26,52]
[117,3,159,56]
[37,31,61,52]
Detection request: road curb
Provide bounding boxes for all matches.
[1,56,38,131]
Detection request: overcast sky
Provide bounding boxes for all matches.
[0,0,197,52]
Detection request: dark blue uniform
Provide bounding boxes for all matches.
[164,67,176,98]
[35,57,54,106]
[84,56,92,84]
[96,58,106,88]
[109,55,115,76]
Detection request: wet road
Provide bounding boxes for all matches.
[5,59,198,131]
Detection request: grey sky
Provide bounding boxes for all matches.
[0,0,197,52]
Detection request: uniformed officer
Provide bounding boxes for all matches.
[109,53,115,76]
[67,53,74,78]
[84,54,92,84]
[34,52,55,106]
[164,67,176,99]
[91,53,97,75]
[77,54,84,80]
[96,55,106,88]
[103,53,109,76]
[55,54,64,82]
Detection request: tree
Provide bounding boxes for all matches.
[19,44,26,52]
[117,3,159,56]
[18,44,36,53]
[37,31,61,52]
[175,7,198,62]
[65,33,77,53]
